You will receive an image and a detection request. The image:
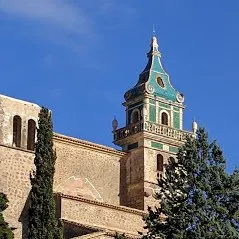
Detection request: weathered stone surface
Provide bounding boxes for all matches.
[61,194,145,236]
[0,94,40,148]
[0,145,34,238]
[53,134,123,205]
[0,136,125,238]
[72,232,112,239]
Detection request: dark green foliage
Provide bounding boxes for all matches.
[0,193,14,239]
[142,128,239,239]
[28,107,63,239]
[115,232,126,239]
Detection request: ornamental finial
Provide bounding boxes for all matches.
[192,119,198,134]
[150,25,159,54]
[112,116,118,131]
[151,35,159,51]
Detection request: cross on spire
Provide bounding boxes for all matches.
[153,24,156,37]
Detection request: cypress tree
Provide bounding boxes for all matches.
[142,128,239,239]
[28,107,63,239]
[0,193,14,239]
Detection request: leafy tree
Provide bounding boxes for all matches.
[28,107,63,239]
[0,193,14,239]
[142,128,239,239]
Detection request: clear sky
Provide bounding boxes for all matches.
[0,1,238,172]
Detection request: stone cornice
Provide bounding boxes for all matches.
[0,134,125,158]
[0,143,34,154]
[53,133,125,157]
[0,93,41,108]
[62,219,141,239]
[59,193,147,217]
[143,132,185,147]
[123,95,145,107]
[72,231,107,239]
[147,94,185,109]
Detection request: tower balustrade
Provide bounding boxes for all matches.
[113,121,192,143]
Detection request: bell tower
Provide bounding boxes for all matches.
[113,36,194,210]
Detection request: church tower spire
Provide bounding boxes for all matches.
[113,35,192,210]
[124,35,184,104]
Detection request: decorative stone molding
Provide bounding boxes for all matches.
[158,109,170,126]
[0,132,125,158]
[148,94,185,109]
[0,143,34,154]
[58,193,147,216]
[62,219,141,239]
[53,133,125,157]
[114,121,192,143]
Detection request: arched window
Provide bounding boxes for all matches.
[131,110,139,124]
[157,154,164,172]
[13,115,22,147]
[161,112,169,125]
[27,119,36,150]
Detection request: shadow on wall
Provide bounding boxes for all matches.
[18,192,62,239]
[18,192,30,239]
[119,155,127,207]
[63,221,98,239]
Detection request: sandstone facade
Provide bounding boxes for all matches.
[0,93,141,238]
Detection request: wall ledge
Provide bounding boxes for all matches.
[62,219,141,239]
[53,133,125,157]
[58,193,146,216]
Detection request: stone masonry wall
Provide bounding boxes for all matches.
[72,232,113,239]
[60,194,145,237]
[0,94,40,148]
[53,134,124,205]
[122,147,144,210]
[0,145,34,238]
[0,136,125,238]
[0,94,40,238]
[0,138,124,239]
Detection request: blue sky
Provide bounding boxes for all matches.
[0,0,238,171]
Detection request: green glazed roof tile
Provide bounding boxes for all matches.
[124,36,183,103]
